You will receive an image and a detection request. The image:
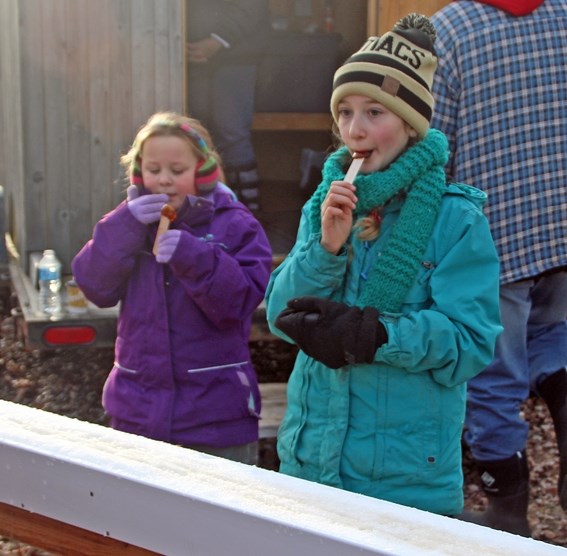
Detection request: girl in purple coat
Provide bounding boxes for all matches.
[72,112,272,464]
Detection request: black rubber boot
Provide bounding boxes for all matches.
[457,451,531,537]
[226,165,261,214]
[539,368,567,511]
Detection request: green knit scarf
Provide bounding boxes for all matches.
[309,129,449,313]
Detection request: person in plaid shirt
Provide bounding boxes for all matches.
[431,0,567,537]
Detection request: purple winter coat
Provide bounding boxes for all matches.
[72,185,272,447]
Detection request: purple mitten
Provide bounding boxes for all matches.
[126,185,169,225]
[126,184,139,202]
[155,230,182,263]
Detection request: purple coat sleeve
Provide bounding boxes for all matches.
[71,202,149,308]
[167,213,272,328]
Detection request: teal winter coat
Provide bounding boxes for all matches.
[265,183,502,516]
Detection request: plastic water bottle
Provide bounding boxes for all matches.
[38,249,62,315]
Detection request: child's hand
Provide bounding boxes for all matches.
[126,185,169,225]
[275,296,387,369]
[155,230,181,264]
[320,180,357,254]
[186,38,223,63]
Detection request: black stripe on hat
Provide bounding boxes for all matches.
[344,52,430,91]
[333,70,432,122]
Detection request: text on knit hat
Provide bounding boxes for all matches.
[330,13,438,138]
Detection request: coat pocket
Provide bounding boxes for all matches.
[276,353,313,465]
[102,363,150,424]
[401,261,435,310]
[376,373,443,482]
[180,360,260,425]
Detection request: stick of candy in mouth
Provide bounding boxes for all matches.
[152,204,177,256]
[344,151,371,184]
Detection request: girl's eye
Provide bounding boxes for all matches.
[172,168,186,175]
[369,108,382,117]
[338,108,352,118]
[147,168,160,174]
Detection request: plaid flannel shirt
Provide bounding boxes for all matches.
[431,0,567,284]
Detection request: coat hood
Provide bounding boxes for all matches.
[475,0,545,16]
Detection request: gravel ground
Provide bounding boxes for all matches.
[1,310,567,552]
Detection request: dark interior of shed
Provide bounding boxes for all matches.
[185,0,369,255]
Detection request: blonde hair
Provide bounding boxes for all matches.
[121,111,225,184]
[355,214,381,242]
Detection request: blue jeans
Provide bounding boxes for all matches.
[464,271,567,462]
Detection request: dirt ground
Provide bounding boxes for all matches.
[1,311,567,552]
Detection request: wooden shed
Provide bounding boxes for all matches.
[0,0,449,273]
[0,0,184,272]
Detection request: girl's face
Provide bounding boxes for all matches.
[337,95,418,173]
[140,135,200,211]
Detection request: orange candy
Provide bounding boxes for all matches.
[161,204,176,222]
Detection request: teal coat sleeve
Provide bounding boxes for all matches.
[265,200,348,337]
[377,192,502,388]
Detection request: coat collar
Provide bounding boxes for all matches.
[474,0,545,16]
[175,182,238,228]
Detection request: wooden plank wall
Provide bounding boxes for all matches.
[0,1,26,257]
[0,0,452,272]
[0,0,184,272]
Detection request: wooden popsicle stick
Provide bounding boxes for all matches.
[152,204,176,256]
[152,217,171,255]
[344,156,365,184]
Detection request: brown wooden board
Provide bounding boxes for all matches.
[0,502,159,556]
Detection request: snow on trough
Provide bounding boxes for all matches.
[0,400,564,556]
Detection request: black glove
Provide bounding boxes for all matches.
[275,296,388,369]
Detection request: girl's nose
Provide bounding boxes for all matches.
[349,114,366,138]
[159,171,173,186]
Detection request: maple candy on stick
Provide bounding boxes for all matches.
[344,150,371,184]
[152,204,177,255]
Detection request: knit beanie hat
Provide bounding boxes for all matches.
[330,13,437,138]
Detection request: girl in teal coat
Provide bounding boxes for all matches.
[265,14,502,516]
